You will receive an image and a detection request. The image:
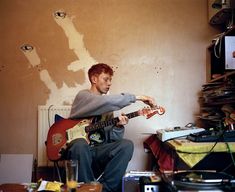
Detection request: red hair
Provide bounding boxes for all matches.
[88,63,114,82]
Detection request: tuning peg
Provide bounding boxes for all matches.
[157,107,165,115]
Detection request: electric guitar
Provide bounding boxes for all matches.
[46,106,165,161]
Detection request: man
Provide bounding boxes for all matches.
[68,63,156,192]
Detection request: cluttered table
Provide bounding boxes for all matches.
[144,134,235,172]
[167,138,235,167]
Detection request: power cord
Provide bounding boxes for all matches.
[47,105,54,128]
[175,130,226,155]
[225,142,235,167]
[175,140,219,155]
[214,33,224,59]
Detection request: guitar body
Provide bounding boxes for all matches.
[46,118,91,161]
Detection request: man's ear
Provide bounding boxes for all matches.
[91,75,97,84]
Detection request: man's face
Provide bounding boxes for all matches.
[93,72,112,94]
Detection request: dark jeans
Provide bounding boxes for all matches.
[67,138,134,192]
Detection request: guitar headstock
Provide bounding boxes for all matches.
[139,106,165,119]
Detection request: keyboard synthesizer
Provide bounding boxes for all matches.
[156,127,205,142]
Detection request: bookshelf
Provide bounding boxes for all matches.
[206,26,235,82]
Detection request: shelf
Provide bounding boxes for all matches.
[200,15,235,130]
[210,71,235,82]
[206,27,235,82]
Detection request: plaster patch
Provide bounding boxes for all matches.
[53,13,96,72]
[39,69,82,105]
[39,70,57,91]
[22,47,41,67]
[20,12,97,105]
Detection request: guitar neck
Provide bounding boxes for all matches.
[85,111,139,133]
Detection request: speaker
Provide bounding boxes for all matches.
[122,174,139,192]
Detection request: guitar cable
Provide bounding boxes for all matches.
[174,129,226,155]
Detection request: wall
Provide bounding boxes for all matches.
[0,0,218,171]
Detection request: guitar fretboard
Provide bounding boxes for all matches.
[85,111,139,133]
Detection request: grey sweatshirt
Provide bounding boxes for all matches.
[70,89,136,119]
[69,89,136,143]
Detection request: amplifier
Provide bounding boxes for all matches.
[122,171,161,192]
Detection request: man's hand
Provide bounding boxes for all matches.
[116,113,129,127]
[136,95,156,108]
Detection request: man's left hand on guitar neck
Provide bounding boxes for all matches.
[116,113,129,128]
